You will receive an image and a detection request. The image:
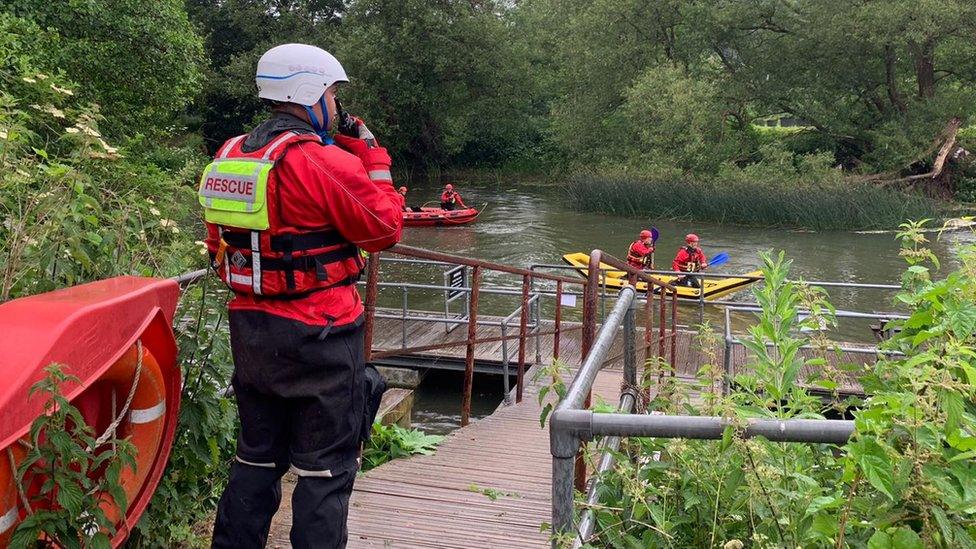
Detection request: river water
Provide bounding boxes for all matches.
[393,177,975,433]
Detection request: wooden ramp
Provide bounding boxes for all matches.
[268,365,624,548]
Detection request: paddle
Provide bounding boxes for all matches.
[708,252,729,268]
[649,226,659,268]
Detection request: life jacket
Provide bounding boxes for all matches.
[681,246,702,272]
[626,241,651,267]
[198,131,364,298]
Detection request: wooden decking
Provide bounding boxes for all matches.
[264,311,882,547]
[268,363,624,547]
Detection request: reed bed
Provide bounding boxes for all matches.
[564,172,942,230]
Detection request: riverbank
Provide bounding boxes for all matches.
[562,170,945,231]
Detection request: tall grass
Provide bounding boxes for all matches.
[564,171,943,230]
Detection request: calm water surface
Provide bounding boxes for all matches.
[393,177,975,432]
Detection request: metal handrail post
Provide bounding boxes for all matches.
[623,291,637,388]
[364,252,380,362]
[554,281,563,361]
[517,275,530,404]
[501,320,511,405]
[401,287,408,350]
[460,266,482,427]
[698,273,705,325]
[723,307,733,395]
[534,293,542,365]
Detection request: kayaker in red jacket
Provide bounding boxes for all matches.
[205,43,402,549]
[627,230,655,269]
[672,233,708,289]
[440,183,466,211]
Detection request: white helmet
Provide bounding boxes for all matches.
[255,43,348,106]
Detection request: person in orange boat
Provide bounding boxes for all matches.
[672,233,709,288]
[398,186,409,210]
[203,43,402,549]
[440,183,466,211]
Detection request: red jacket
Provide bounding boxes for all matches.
[216,116,403,327]
[672,246,708,273]
[441,190,465,207]
[627,240,654,269]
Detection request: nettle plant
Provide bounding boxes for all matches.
[582,233,976,548]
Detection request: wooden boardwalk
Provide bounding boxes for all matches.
[266,311,880,547]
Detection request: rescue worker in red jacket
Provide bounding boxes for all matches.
[672,233,708,289]
[398,186,408,211]
[627,230,655,269]
[440,183,466,210]
[204,43,403,549]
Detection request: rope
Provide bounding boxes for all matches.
[7,447,32,514]
[89,339,143,451]
[440,203,487,225]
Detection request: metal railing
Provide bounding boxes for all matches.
[549,286,858,547]
[364,244,591,425]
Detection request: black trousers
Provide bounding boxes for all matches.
[212,310,367,549]
[676,274,702,289]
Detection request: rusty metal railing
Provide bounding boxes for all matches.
[363,244,590,426]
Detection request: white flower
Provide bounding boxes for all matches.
[195,240,208,255]
[50,84,74,95]
[159,218,174,228]
[22,77,36,84]
[35,74,48,80]
[16,169,29,177]
[170,226,181,234]
[80,125,101,137]
[146,198,156,205]
[0,130,7,140]
[149,207,161,216]
[65,127,80,134]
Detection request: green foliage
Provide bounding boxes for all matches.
[129,281,237,547]
[8,0,204,136]
[361,422,444,472]
[335,0,537,166]
[564,169,941,230]
[534,359,571,427]
[10,365,135,549]
[0,12,206,301]
[575,235,976,547]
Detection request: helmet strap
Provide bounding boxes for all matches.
[303,95,333,144]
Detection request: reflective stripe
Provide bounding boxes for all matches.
[230,273,252,285]
[130,401,166,424]
[0,506,17,534]
[251,231,262,295]
[368,169,392,181]
[218,135,247,159]
[263,131,298,160]
[235,456,276,469]
[289,465,333,478]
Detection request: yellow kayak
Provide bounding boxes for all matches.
[562,252,763,301]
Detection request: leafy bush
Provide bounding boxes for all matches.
[10,365,135,549]
[129,280,237,548]
[361,422,444,472]
[578,228,976,547]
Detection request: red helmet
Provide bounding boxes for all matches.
[398,186,407,193]
[639,230,652,240]
[685,233,699,244]
[445,183,454,191]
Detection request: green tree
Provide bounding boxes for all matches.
[7,0,205,136]
[336,0,537,166]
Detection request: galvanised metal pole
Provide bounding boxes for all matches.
[588,414,855,444]
[723,307,733,396]
[623,292,637,388]
[517,274,530,404]
[401,287,408,350]
[460,266,482,427]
